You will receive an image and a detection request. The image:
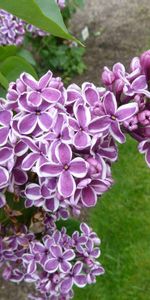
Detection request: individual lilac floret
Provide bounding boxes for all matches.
[40,143,88,198]
[69,103,91,149]
[89,91,138,143]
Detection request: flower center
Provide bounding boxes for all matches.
[64,164,69,171]
[111,115,116,120]
[58,257,63,263]
[36,110,41,115]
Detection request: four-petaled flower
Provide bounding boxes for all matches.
[40,143,88,198]
[89,91,138,143]
[44,245,75,273]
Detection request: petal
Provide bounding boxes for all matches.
[0,147,13,163]
[132,75,147,90]
[89,116,110,133]
[25,184,41,200]
[110,121,126,143]
[73,262,83,275]
[39,70,52,89]
[18,114,37,134]
[98,147,118,161]
[14,169,28,185]
[44,198,59,212]
[22,153,39,170]
[56,143,72,165]
[0,167,9,187]
[92,266,105,276]
[60,277,73,294]
[23,254,34,263]
[138,140,149,153]
[84,86,99,106]
[58,171,76,198]
[91,248,101,258]
[21,73,38,90]
[42,87,61,103]
[70,158,88,178]
[18,94,34,112]
[62,126,70,141]
[27,91,42,107]
[73,131,91,149]
[81,186,97,207]
[63,249,75,261]
[40,163,62,176]
[60,261,72,273]
[37,112,52,131]
[27,261,36,274]
[21,137,39,152]
[0,193,6,208]
[74,104,91,128]
[116,103,138,121]
[53,113,64,135]
[103,92,117,115]
[0,127,9,146]
[113,63,125,78]
[69,117,80,131]
[15,141,28,156]
[33,242,45,254]
[80,223,90,235]
[74,274,87,287]
[50,245,62,258]
[67,89,82,103]
[0,110,12,126]
[44,258,58,273]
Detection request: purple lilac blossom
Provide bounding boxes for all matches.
[0,223,104,300]
[101,50,150,167]
[0,9,25,45]
[0,0,66,45]
[0,50,150,299]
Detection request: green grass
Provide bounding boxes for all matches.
[74,137,150,300]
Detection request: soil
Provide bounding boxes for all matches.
[1,0,150,298]
[71,0,150,85]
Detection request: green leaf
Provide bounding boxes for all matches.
[0,0,82,44]
[18,49,36,66]
[0,56,37,83]
[0,45,18,62]
[0,71,9,89]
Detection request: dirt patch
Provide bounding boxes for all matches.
[1,0,150,298]
[71,0,150,85]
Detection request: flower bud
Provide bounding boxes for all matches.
[87,157,103,178]
[138,110,150,125]
[140,50,150,81]
[101,67,115,86]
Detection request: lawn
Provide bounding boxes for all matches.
[74,136,150,300]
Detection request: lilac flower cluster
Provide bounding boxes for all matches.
[0,66,132,212]
[0,50,149,298]
[0,10,25,45]
[0,1,66,45]
[102,50,150,167]
[0,222,104,300]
